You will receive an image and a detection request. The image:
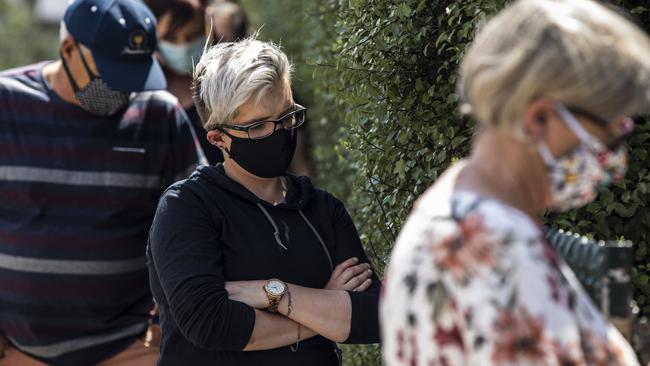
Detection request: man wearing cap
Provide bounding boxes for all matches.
[0,0,206,365]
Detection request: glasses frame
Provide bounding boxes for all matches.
[567,106,611,127]
[567,106,633,150]
[217,104,307,140]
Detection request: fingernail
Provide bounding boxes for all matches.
[353,257,359,262]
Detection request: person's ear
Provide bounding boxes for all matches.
[206,129,227,149]
[522,99,556,142]
[60,38,76,61]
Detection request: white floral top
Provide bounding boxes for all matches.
[381,187,639,365]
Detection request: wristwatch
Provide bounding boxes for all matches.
[263,278,287,312]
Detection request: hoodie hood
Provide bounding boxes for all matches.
[194,163,314,210]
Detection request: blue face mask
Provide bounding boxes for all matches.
[158,36,206,75]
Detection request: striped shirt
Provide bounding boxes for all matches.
[0,62,205,365]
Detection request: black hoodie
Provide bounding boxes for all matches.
[147,164,380,365]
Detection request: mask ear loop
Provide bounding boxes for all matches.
[75,41,99,81]
[556,102,603,150]
[537,141,557,167]
[59,51,81,93]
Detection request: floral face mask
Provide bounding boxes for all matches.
[538,103,631,212]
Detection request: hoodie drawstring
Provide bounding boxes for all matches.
[255,203,334,272]
[299,210,334,272]
[257,203,288,251]
[298,210,340,364]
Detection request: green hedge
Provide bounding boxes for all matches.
[240,1,650,364]
[244,1,507,364]
[312,2,507,364]
[0,0,58,70]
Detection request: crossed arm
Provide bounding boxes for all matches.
[226,257,375,351]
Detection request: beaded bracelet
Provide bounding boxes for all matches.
[285,289,294,317]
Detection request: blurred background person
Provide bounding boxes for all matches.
[145,0,249,165]
[381,0,650,365]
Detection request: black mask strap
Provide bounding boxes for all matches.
[75,41,99,80]
[60,42,98,93]
[60,51,81,93]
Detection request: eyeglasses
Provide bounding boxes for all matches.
[567,106,634,150]
[218,104,307,140]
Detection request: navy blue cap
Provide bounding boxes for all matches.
[64,0,166,92]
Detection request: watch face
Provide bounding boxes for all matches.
[266,280,285,296]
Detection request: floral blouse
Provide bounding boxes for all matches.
[380,189,639,366]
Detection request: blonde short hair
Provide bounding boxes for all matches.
[458,0,650,132]
[192,37,292,131]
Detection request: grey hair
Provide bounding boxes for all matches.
[458,0,650,134]
[192,37,292,130]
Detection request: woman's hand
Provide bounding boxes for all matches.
[225,280,269,309]
[325,257,373,292]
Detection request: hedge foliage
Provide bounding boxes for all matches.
[311,2,507,364]
[243,0,650,364]
[0,0,58,70]
[311,0,511,270]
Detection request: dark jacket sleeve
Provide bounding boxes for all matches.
[148,183,256,351]
[326,194,381,344]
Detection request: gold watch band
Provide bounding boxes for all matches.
[267,295,281,312]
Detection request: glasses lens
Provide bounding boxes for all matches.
[248,121,276,139]
[282,109,305,130]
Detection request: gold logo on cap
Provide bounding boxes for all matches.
[133,34,144,47]
[123,29,151,55]
[129,30,146,50]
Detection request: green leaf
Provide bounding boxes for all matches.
[415,78,424,92]
[395,159,406,179]
[397,3,412,18]
[398,131,410,145]
[416,0,427,13]
[451,136,467,148]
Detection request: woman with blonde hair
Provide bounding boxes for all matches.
[147,38,380,365]
[381,0,650,365]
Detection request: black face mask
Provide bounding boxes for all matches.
[224,128,297,178]
[60,45,131,117]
